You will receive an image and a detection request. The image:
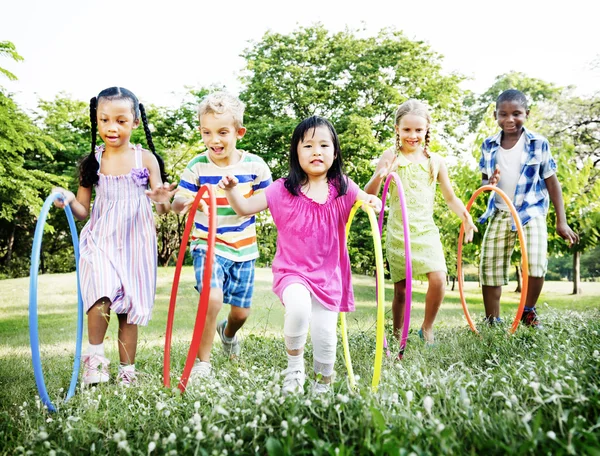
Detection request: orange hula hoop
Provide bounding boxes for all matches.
[457,185,529,334]
[163,185,217,392]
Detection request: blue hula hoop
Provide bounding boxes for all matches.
[29,192,84,412]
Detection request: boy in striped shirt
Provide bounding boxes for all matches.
[172,92,272,380]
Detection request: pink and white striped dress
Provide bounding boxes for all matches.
[79,144,157,326]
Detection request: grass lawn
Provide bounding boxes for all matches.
[1,268,599,455]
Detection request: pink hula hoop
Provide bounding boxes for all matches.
[378,172,412,355]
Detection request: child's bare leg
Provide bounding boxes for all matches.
[88,298,111,344]
[224,306,250,339]
[117,314,138,365]
[197,288,224,362]
[421,271,445,342]
[392,280,406,340]
[525,277,544,308]
[482,285,502,318]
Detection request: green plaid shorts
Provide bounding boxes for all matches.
[480,211,548,286]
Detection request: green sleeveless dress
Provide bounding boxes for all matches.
[385,150,447,282]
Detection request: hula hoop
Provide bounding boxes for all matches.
[163,185,216,392]
[457,185,529,334]
[340,201,385,391]
[378,172,412,356]
[29,192,84,413]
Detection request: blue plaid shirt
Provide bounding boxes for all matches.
[478,127,557,230]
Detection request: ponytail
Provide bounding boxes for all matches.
[79,97,101,187]
[139,103,168,183]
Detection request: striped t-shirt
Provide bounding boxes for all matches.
[175,151,272,262]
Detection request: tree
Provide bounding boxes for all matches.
[0,41,23,81]
[464,71,562,132]
[0,90,65,275]
[240,24,467,273]
[539,92,600,294]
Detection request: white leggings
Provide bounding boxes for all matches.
[282,283,339,377]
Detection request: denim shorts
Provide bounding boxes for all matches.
[191,248,255,308]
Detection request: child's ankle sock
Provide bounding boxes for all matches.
[86,342,105,356]
[286,353,304,372]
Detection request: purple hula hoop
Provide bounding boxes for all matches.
[378,172,412,355]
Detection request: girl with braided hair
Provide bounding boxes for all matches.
[53,87,177,385]
[365,99,476,346]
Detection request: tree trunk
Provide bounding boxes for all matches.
[451,276,456,291]
[572,250,581,295]
[514,265,522,292]
[2,222,16,265]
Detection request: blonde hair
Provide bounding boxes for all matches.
[394,99,435,184]
[198,91,245,129]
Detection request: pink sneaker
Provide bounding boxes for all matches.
[81,353,110,385]
[116,367,137,387]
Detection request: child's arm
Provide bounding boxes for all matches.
[438,160,478,243]
[52,186,93,221]
[219,175,268,216]
[356,189,382,213]
[545,175,579,247]
[143,152,177,215]
[364,148,396,196]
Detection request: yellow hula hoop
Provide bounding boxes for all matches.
[340,200,386,392]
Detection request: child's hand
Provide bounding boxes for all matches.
[462,212,478,243]
[377,160,393,180]
[145,182,178,205]
[178,198,209,216]
[218,175,239,190]
[489,165,501,186]
[557,222,579,247]
[52,187,75,208]
[362,195,383,214]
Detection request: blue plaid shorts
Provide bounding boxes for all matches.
[191,248,255,308]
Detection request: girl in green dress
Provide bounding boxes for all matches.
[365,99,476,346]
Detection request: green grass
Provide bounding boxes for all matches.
[1,268,599,455]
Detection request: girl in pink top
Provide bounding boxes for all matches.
[219,116,380,395]
[53,87,176,386]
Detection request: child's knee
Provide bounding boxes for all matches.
[207,291,224,315]
[229,306,250,324]
[428,272,446,290]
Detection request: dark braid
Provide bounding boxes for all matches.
[78,97,101,187]
[423,130,434,184]
[139,103,168,183]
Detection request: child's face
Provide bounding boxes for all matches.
[199,113,246,167]
[297,126,335,179]
[97,98,139,149]
[395,114,428,153]
[494,101,529,135]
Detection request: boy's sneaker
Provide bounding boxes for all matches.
[81,353,110,386]
[311,381,331,395]
[189,359,212,385]
[521,307,543,329]
[483,316,504,326]
[282,368,305,396]
[216,320,241,358]
[116,367,137,387]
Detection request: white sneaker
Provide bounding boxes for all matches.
[282,368,305,395]
[216,320,241,358]
[81,353,110,385]
[117,367,137,387]
[189,360,212,385]
[311,381,331,394]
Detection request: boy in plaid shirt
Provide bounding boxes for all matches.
[478,90,578,327]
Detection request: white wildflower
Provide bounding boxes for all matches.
[423,396,434,414]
